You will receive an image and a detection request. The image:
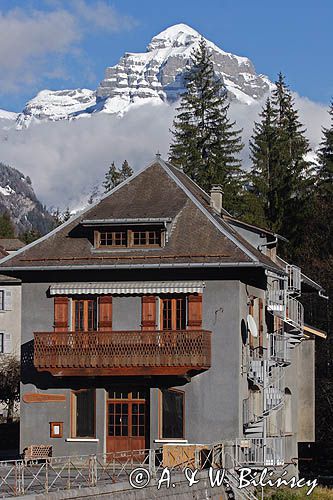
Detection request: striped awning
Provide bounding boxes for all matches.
[49,281,205,296]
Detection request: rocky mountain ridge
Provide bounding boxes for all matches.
[0,162,55,235]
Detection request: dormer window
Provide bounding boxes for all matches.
[94,228,164,249]
[99,231,127,247]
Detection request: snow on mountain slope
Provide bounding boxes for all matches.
[13,24,272,127]
[16,89,96,129]
[97,23,272,113]
[0,109,18,130]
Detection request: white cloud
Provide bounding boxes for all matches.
[0,103,174,209]
[0,8,79,92]
[0,3,137,94]
[0,97,329,210]
[73,0,137,32]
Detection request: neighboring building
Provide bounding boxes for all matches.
[0,273,21,421]
[0,239,25,256]
[0,157,326,471]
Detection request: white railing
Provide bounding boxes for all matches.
[286,265,301,294]
[285,295,304,332]
[266,270,304,333]
[235,437,285,467]
[269,331,291,365]
[248,358,267,386]
[266,277,286,313]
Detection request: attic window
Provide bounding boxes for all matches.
[95,228,163,249]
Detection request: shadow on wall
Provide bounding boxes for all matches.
[21,340,189,390]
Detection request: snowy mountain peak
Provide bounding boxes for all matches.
[12,24,272,128]
[147,23,202,51]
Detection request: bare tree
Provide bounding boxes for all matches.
[0,355,20,423]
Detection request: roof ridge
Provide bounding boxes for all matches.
[158,158,259,263]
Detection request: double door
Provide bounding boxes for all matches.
[106,390,147,454]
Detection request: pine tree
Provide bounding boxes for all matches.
[245,98,278,227]
[103,162,121,193]
[169,39,243,213]
[317,101,333,199]
[119,160,133,183]
[0,212,15,238]
[241,74,311,240]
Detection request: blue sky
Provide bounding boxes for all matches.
[0,0,332,110]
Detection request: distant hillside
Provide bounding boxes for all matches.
[0,162,55,236]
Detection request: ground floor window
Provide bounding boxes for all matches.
[161,389,185,439]
[71,389,95,438]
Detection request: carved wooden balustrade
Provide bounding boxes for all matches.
[33,330,212,377]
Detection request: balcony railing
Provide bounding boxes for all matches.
[235,437,285,467]
[286,264,301,294]
[269,331,291,365]
[33,330,211,377]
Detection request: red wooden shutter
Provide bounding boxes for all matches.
[187,294,202,330]
[98,296,112,331]
[141,296,156,331]
[54,297,69,332]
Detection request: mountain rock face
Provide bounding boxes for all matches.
[97,24,272,112]
[11,24,272,127]
[0,162,55,235]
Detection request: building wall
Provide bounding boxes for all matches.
[20,281,147,456]
[296,339,315,442]
[20,279,248,455]
[0,282,21,357]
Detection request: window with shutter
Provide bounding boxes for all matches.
[4,290,12,311]
[187,294,202,329]
[141,296,156,331]
[98,296,112,331]
[0,333,4,353]
[3,333,12,354]
[54,297,69,332]
[0,291,4,311]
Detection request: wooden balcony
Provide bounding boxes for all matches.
[33,330,211,377]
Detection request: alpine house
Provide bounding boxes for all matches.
[0,156,326,471]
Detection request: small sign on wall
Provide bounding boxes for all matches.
[50,422,63,438]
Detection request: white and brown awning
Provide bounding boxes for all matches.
[49,281,205,296]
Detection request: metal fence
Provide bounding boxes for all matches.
[0,445,225,498]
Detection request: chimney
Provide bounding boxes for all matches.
[210,185,223,214]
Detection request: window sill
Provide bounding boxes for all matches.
[154,439,188,444]
[66,438,99,443]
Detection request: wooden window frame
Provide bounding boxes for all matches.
[50,421,63,438]
[160,296,187,331]
[158,388,185,440]
[94,228,165,249]
[70,389,96,438]
[72,297,98,332]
